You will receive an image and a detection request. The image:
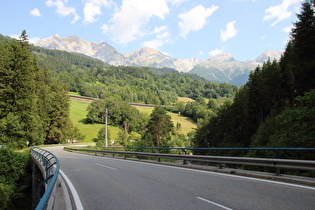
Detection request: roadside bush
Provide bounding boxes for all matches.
[0,149,30,210]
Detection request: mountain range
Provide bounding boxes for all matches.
[35,34,283,86]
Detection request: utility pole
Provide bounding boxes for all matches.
[105,107,108,147]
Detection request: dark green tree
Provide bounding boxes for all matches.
[0,31,76,147]
[144,106,174,147]
[282,0,315,96]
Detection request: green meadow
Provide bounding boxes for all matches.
[70,100,196,143]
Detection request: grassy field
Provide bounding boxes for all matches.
[178,97,195,102]
[70,100,196,142]
[70,100,119,142]
[136,107,196,135]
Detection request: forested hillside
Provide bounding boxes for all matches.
[193,0,315,154]
[29,42,238,105]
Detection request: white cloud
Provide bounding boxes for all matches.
[102,0,169,44]
[220,21,238,42]
[156,31,169,39]
[10,34,40,44]
[152,26,168,34]
[283,25,292,33]
[209,48,224,56]
[83,0,111,24]
[198,51,204,56]
[46,0,79,23]
[30,8,41,17]
[142,39,164,49]
[167,0,187,5]
[178,5,218,39]
[263,0,301,26]
[29,37,41,44]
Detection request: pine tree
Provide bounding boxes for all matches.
[289,0,315,95]
[145,106,173,147]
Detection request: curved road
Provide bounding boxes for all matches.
[46,147,315,210]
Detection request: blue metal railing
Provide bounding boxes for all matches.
[31,148,60,210]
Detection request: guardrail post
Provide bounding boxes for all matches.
[157,148,161,162]
[273,150,281,176]
[181,149,190,165]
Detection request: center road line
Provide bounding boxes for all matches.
[95,163,118,170]
[197,196,233,210]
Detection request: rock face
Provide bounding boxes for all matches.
[35,34,283,86]
[35,34,128,65]
[189,51,283,86]
[123,47,200,72]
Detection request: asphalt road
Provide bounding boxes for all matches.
[45,147,315,210]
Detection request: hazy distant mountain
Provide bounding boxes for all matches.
[35,35,283,86]
[249,50,284,65]
[189,53,256,83]
[189,51,283,86]
[124,47,200,72]
[35,34,129,65]
[124,47,174,68]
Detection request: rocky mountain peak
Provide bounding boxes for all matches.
[209,53,235,63]
[35,34,284,86]
[250,50,284,64]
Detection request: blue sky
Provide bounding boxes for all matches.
[0,0,303,61]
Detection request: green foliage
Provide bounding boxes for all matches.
[93,127,111,147]
[252,90,315,148]
[143,106,174,147]
[194,1,315,152]
[0,32,78,147]
[28,41,238,105]
[86,98,143,133]
[0,149,30,209]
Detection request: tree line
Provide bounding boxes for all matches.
[193,0,315,157]
[0,31,78,148]
[29,44,238,105]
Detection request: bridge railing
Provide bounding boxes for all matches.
[64,147,315,175]
[31,148,60,210]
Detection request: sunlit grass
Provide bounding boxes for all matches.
[70,100,119,142]
[177,97,195,103]
[136,106,196,135]
[70,100,197,142]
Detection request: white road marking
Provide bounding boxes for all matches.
[69,152,315,191]
[59,169,84,210]
[95,163,118,170]
[197,196,233,210]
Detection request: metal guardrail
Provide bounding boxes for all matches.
[64,147,315,174]
[31,148,60,210]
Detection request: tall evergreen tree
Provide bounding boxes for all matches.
[145,106,174,147]
[0,31,75,147]
[283,0,315,96]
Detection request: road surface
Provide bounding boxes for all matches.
[45,147,315,210]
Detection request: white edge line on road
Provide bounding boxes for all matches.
[75,153,315,191]
[95,163,118,170]
[59,169,84,210]
[197,196,233,210]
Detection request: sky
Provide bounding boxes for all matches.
[0,0,303,61]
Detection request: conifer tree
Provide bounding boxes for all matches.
[145,106,173,147]
[283,0,315,96]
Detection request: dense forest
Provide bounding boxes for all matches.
[193,0,315,156]
[0,31,77,147]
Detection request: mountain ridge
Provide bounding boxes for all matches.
[35,34,284,86]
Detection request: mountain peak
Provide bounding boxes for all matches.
[251,50,284,64]
[208,52,235,63]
